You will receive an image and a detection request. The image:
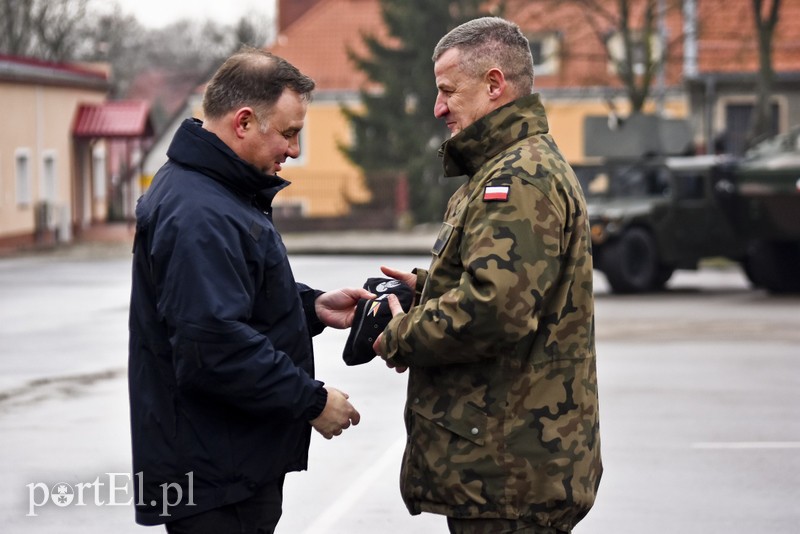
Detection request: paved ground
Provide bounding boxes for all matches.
[1,238,799,533]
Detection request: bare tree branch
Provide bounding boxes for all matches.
[747,0,782,147]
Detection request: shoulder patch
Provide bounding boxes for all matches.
[483,185,510,202]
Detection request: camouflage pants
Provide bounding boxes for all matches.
[446,517,569,534]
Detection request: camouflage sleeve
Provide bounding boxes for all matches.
[381,174,565,366]
[412,267,428,305]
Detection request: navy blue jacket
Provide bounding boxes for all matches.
[128,118,328,525]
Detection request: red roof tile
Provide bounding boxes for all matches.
[271,0,800,95]
[268,0,390,92]
[72,100,153,139]
[0,54,109,90]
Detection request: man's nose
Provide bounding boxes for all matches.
[434,97,448,119]
[287,137,300,158]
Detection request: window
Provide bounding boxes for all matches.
[573,165,608,197]
[606,30,661,76]
[93,146,107,199]
[42,151,57,203]
[723,102,780,156]
[15,149,31,207]
[527,32,560,76]
[674,172,705,200]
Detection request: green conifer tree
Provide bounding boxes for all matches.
[342,0,498,223]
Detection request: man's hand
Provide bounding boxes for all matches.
[380,265,415,291]
[374,266,414,374]
[310,387,361,440]
[372,294,408,374]
[315,288,375,329]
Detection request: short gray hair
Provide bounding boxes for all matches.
[432,17,534,96]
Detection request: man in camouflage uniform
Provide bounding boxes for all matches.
[374,17,602,534]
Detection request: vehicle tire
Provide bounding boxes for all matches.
[654,266,675,290]
[601,227,662,293]
[745,241,800,293]
[740,256,763,289]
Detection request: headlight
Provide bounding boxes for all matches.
[590,217,622,244]
[590,222,608,244]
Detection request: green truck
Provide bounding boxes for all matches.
[578,126,800,294]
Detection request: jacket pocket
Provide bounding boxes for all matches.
[410,400,487,447]
[403,400,492,507]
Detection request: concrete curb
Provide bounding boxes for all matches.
[0,226,439,260]
[283,231,437,256]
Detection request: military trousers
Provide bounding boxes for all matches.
[447,517,570,534]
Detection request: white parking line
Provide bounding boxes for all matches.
[691,441,800,449]
[300,436,407,534]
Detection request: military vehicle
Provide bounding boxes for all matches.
[578,121,800,294]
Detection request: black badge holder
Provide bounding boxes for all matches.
[343,277,413,366]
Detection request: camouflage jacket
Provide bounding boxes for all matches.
[379,94,602,531]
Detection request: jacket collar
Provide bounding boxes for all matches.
[167,118,289,202]
[439,93,549,178]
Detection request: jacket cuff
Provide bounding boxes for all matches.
[379,313,408,366]
[305,384,328,421]
[299,285,326,336]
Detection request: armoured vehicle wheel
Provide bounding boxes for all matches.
[746,241,800,293]
[602,228,661,293]
[741,256,763,289]
[654,266,675,290]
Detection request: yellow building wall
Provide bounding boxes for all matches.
[0,81,105,240]
[276,100,371,218]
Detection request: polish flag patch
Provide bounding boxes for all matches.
[483,185,510,202]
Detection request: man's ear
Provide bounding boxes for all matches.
[486,68,507,101]
[233,107,257,139]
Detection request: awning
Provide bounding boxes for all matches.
[72,100,153,139]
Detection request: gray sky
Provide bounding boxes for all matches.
[111,0,276,28]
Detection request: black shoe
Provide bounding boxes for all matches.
[343,277,413,366]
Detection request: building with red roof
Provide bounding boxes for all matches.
[138,0,800,229]
[268,0,800,201]
[0,55,153,251]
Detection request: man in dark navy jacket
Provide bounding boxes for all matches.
[128,47,368,533]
